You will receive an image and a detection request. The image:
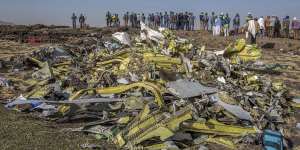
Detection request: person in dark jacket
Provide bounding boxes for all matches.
[282,16,290,38]
[71,13,77,29]
[233,13,240,36]
[274,16,281,38]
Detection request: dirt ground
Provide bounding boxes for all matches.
[0,106,105,150]
[0,28,300,149]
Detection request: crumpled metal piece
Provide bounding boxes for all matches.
[209,93,253,121]
[112,32,131,46]
[167,79,217,99]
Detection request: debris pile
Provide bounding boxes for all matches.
[1,23,299,150]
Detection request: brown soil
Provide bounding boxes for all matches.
[0,28,299,150]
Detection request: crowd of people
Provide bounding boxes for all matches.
[71,13,87,29]
[105,12,120,27]
[72,11,300,41]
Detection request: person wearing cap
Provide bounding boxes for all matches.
[282,16,290,38]
[244,13,253,39]
[246,12,253,23]
[258,16,265,37]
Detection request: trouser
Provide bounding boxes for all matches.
[269,27,274,37]
[80,22,84,29]
[260,29,264,37]
[250,33,256,44]
[274,29,280,38]
[186,22,190,30]
[283,28,289,38]
[72,22,76,29]
[200,21,203,30]
[191,23,194,31]
[212,26,216,36]
[204,22,208,31]
[265,27,269,37]
[234,25,239,36]
[224,27,229,37]
[294,30,299,39]
[215,26,221,36]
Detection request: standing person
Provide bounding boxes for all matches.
[163,12,169,28]
[147,14,151,26]
[220,12,225,35]
[190,13,195,31]
[269,16,276,37]
[245,12,253,39]
[264,16,271,37]
[129,13,134,28]
[137,13,141,27]
[151,13,155,27]
[292,17,300,39]
[233,13,240,36]
[282,16,290,38]
[247,17,259,44]
[203,12,209,31]
[111,14,116,27]
[169,12,174,29]
[79,14,85,29]
[116,14,120,27]
[184,12,189,30]
[274,16,281,38]
[181,13,185,30]
[141,13,146,23]
[258,16,265,37]
[210,12,216,31]
[106,11,111,27]
[123,12,129,27]
[133,13,138,28]
[214,15,222,36]
[211,12,217,35]
[199,12,204,30]
[71,13,77,29]
[176,13,180,30]
[155,13,160,27]
[223,13,230,37]
[159,12,164,27]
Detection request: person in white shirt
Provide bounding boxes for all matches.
[247,18,259,44]
[258,16,265,37]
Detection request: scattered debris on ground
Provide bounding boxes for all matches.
[1,24,300,150]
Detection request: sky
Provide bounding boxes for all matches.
[0,0,299,27]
